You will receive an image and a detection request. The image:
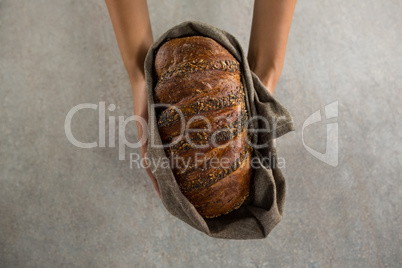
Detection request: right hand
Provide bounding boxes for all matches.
[132,78,161,198]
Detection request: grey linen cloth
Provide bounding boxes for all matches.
[144,21,295,239]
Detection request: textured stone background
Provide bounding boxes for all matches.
[0,0,401,267]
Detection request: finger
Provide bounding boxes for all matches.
[144,167,161,198]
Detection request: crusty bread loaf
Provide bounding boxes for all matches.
[154,36,252,218]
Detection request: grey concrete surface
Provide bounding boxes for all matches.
[0,0,401,267]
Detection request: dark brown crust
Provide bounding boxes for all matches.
[185,150,253,218]
[158,103,247,145]
[154,36,252,218]
[154,36,238,79]
[154,68,242,104]
[158,59,240,83]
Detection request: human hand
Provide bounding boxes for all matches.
[105,0,158,196]
[132,78,161,198]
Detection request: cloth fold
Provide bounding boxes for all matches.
[144,21,294,239]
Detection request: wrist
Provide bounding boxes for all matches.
[131,79,148,117]
[253,67,278,95]
[128,70,146,85]
[247,52,284,95]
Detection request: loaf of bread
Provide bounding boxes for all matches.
[153,36,253,218]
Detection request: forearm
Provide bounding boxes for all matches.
[105,0,153,120]
[105,0,153,140]
[105,0,153,83]
[105,0,160,196]
[248,0,297,94]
